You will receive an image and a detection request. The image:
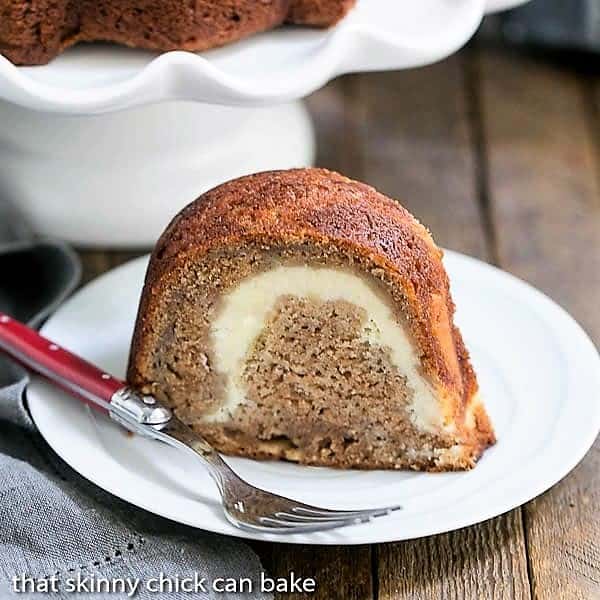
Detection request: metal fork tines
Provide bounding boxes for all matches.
[151,416,402,534]
[222,487,402,534]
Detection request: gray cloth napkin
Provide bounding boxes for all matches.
[0,241,272,600]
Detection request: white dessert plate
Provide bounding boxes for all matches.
[27,251,600,544]
[0,0,523,114]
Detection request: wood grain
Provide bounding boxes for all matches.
[478,47,600,600]
[306,75,367,179]
[378,512,529,599]
[78,250,144,284]
[354,58,490,260]
[255,543,373,600]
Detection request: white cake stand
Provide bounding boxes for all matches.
[0,0,526,246]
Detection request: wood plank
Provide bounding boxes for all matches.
[78,250,144,284]
[305,74,367,178]
[478,47,600,600]
[379,512,529,599]
[255,543,374,600]
[355,57,490,259]
[353,56,530,599]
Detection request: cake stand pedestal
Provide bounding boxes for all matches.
[0,0,528,247]
[0,99,314,247]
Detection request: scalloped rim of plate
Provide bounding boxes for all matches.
[0,0,487,113]
[27,251,600,544]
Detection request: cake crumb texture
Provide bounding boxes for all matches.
[237,296,444,469]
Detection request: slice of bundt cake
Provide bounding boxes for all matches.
[128,169,495,471]
[0,0,356,66]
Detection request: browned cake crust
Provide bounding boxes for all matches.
[287,0,356,26]
[128,168,495,471]
[0,0,356,66]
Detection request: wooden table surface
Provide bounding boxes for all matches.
[79,43,600,600]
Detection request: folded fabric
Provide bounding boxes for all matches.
[0,239,272,599]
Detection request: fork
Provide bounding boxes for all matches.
[0,312,401,534]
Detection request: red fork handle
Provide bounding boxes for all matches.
[0,311,124,415]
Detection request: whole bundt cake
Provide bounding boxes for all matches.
[128,168,495,471]
[0,0,356,66]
